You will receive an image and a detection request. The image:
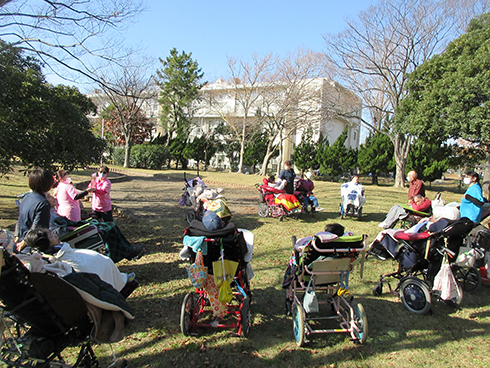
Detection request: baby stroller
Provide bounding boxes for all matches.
[179,173,206,224]
[255,178,301,221]
[339,181,365,219]
[284,232,368,346]
[368,218,476,314]
[0,248,131,367]
[180,220,253,337]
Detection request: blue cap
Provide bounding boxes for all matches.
[202,210,224,231]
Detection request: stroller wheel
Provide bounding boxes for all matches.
[400,278,432,315]
[451,265,482,293]
[186,210,196,224]
[240,296,251,337]
[279,216,284,222]
[351,303,368,344]
[258,203,269,218]
[372,283,383,297]
[180,293,195,336]
[292,303,305,347]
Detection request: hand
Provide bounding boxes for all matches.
[87,187,96,193]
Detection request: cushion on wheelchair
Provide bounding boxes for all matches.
[400,203,430,216]
[187,220,236,238]
[302,235,365,266]
[394,231,431,241]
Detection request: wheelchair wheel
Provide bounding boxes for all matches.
[351,303,368,344]
[258,203,269,218]
[292,303,305,347]
[451,265,482,293]
[240,296,251,337]
[339,202,344,219]
[180,293,195,336]
[400,277,432,315]
[186,210,196,224]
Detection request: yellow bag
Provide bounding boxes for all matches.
[213,259,239,287]
[218,280,233,303]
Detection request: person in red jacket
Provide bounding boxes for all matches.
[407,171,425,205]
[411,194,431,213]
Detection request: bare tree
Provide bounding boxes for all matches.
[0,0,144,86]
[257,49,326,176]
[324,0,490,187]
[226,53,274,173]
[91,55,158,167]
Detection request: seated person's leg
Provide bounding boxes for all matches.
[378,204,408,229]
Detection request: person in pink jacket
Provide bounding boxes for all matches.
[88,166,113,222]
[55,170,94,222]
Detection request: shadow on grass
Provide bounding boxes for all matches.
[113,282,490,368]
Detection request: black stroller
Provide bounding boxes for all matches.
[368,218,476,314]
[0,248,130,367]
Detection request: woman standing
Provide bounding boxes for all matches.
[460,171,485,222]
[88,166,113,222]
[55,170,93,221]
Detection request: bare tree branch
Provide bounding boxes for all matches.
[0,0,145,88]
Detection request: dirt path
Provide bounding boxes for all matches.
[109,174,259,222]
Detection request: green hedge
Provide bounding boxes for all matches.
[110,145,169,169]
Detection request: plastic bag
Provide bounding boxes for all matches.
[212,259,238,287]
[433,256,461,301]
[303,278,319,313]
[187,251,207,289]
[218,280,233,303]
[455,246,483,268]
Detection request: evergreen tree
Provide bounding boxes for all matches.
[407,139,452,183]
[358,132,395,185]
[0,41,104,174]
[156,48,206,141]
[318,128,355,178]
[244,131,272,174]
[293,129,318,172]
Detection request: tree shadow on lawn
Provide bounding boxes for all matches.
[112,284,490,368]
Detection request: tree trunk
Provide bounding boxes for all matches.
[259,143,277,176]
[276,130,284,177]
[123,142,132,168]
[237,120,246,173]
[372,174,378,185]
[483,151,490,199]
[393,134,412,188]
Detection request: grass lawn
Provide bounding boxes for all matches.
[1,167,490,368]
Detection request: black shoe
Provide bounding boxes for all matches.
[120,280,139,299]
[126,244,146,260]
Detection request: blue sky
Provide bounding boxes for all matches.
[123,0,375,82]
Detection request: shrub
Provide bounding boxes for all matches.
[130,144,169,170]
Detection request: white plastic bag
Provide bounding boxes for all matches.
[433,256,461,301]
[303,278,319,313]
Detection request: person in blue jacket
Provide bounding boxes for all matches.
[460,171,485,222]
[279,160,296,195]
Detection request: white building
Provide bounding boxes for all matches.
[187,78,362,171]
[89,78,361,172]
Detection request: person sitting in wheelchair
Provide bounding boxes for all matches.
[21,228,137,297]
[378,194,432,229]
